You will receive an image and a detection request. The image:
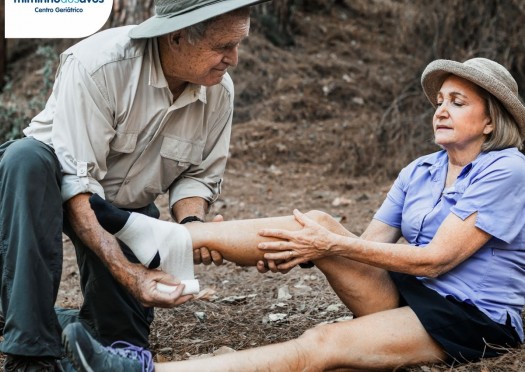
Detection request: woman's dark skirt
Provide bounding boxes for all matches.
[390,272,521,364]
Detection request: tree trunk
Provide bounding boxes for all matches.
[109,0,155,27]
[255,0,294,32]
[0,1,6,91]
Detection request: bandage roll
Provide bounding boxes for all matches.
[157,280,200,295]
[116,213,200,294]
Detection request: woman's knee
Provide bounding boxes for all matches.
[305,210,348,235]
[304,210,333,225]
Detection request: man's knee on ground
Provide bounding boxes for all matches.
[1,139,56,176]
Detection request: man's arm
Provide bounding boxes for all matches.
[66,193,192,307]
[172,196,208,222]
[173,196,224,265]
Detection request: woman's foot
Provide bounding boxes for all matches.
[89,193,130,234]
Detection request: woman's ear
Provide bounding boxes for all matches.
[483,117,494,135]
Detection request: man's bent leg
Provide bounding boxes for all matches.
[0,138,64,357]
[63,203,160,348]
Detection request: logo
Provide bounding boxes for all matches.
[6,0,113,38]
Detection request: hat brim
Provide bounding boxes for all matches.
[129,0,269,39]
[421,59,525,132]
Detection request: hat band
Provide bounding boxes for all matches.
[156,0,225,18]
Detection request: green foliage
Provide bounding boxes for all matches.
[0,44,58,142]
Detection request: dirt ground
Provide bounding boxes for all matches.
[2,0,525,370]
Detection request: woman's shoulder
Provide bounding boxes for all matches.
[482,147,525,166]
[475,148,525,179]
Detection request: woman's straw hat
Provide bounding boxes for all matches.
[421,58,525,131]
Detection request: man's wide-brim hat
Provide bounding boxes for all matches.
[129,0,269,39]
[421,58,525,132]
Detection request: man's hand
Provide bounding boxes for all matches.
[193,214,224,265]
[256,259,293,274]
[65,193,192,308]
[129,265,193,308]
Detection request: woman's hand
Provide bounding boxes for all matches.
[258,209,336,270]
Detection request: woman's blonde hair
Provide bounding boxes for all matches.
[480,89,523,151]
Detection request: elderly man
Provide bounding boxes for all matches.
[0,0,268,369]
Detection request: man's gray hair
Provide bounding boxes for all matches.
[182,7,250,45]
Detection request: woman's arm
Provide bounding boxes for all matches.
[360,218,402,243]
[259,210,490,277]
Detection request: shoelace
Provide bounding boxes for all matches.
[105,341,154,372]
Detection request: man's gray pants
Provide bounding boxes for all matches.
[0,137,154,357]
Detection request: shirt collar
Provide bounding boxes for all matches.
[148,38,166,89]
[173,84,207,109]
[421,150,484,180]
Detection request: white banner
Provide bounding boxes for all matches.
[6,0,113,38]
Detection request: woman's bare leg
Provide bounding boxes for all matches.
[89,193,302,267]
[75,203,447,370]
[155,306,447,371]
[185,215,303,266]
[90,195,399,315]
[188,211,399,316]
[298,211,399,316]
[63,307,446,371]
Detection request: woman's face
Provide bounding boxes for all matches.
[433,75,493,152]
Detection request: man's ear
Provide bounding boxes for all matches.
[169,31,182,46]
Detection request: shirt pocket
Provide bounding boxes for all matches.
[145,136,204,193]
[160,136,203,166]
[109,130,138,154]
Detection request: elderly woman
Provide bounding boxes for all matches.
[63,57,525,371]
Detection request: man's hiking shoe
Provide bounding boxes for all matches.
[3,355,64,372]
[62,322,153,372]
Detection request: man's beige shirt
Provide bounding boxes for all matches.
[24,26,233,211]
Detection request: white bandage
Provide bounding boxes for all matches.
[115,213,200,295]
[157,280,200,295]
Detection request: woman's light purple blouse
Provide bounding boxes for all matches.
[374,148,525,341]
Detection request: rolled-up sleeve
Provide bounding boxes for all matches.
[51,54,115,201]
[169,103,232,208]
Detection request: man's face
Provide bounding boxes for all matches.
[166,13,251,87]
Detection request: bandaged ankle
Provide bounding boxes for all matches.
[115,213,200,295]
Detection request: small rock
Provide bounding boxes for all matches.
[277,285,292,300]
[268,313,288,322]
[213,346,236,356]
